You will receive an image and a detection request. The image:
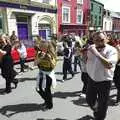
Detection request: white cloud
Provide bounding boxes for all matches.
[97,0,120,12]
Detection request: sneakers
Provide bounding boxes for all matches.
[80,93,86,98]
[72,73,74,78]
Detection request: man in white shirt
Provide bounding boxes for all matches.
[86,32,118,120]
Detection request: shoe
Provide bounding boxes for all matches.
[72,73,74,78]
[40,102,47,108]
[29,67,33,70]
[36,87,40,93]
[61,80,64,82]
[63,76,67,80]
[4,89,11,94]
[13,79,18,89]
[80,93,86,98]
[42,105,53,111]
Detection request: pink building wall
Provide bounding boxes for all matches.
[57,0,90,36]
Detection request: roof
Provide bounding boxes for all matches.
[110,11,120,18]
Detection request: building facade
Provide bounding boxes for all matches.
[103,9,112,32]
[0,0,57,41]
[89,0,104,31]
[57,0,89,37]
[111,11,120,39]
[0,8,7,34]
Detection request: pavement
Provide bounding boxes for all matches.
[0,57,120,120]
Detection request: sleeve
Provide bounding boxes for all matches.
[107,49,118,66]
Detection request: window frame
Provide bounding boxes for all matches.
[62,6,71,23]
[76,8,83,24]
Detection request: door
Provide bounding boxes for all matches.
[39,29,46,40]
[17,23,28,40]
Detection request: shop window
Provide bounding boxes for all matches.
[62,6,70,23]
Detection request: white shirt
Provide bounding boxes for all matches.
[17,43,27,59]
[86,44,118,82]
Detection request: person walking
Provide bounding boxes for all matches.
[73,41,82,73]
[35,40,57,111]
[86,31,118,120]
[62,41,74,81]
[0,34,18,93]
[10,31,17,46]
[15,40,31,72]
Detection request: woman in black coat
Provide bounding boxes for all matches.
[0,34,18,93]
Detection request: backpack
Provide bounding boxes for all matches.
[36,40,57,71]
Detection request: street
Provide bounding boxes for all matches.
[0,57,120,120]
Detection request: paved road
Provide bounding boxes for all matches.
[0,57,119,120]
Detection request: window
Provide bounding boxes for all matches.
[99,7,101,14]
[99,16,101,25]
[104,21,107,31]
[77,9,83,24]
[91,3,93,11]
[17,16,28,23]
[0,17,2,29]
[62,6,70,23]
[90,14,93,25]
[43,0,50,3]
[77,0,83,4]
[95,15,97,26]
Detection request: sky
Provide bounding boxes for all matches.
[97,0,120,12]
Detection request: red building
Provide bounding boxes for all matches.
[57,0,90,37]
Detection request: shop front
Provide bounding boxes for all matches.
[60,24,87,37]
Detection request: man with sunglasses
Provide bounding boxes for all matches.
[86,32,118,120]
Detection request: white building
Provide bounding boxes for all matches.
[103,10,112,32]
[0,0,57,42]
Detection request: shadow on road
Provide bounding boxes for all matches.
[72,97,88,107]
[77,115,94,120]
[108,94,117,106]
[0,88,6,95]
[55,72,63,75]
[53,91,80,99]
[37,118,67,120]
[18,77,36,82]
[0,103,44,117]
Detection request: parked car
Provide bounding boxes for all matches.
[11,47,35,64]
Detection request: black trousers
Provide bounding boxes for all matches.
[74,56,81,72]
[38,72,53,108]
[113,64,120,102]
[63,60,73,79]
[86,75,111,120]
[20,58,28,72]
[81,72,88,94]
[113,64,120,90]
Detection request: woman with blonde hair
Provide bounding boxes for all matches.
[0,34,18,93]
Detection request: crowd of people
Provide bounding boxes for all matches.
[0,31,120,120]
